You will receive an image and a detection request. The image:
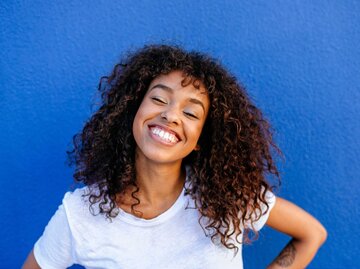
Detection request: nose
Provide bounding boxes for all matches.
[161,106,181,125]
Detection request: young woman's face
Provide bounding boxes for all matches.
[132,70,210,165]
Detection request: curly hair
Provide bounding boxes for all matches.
[67,44,281,253]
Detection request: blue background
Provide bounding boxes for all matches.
[1,1,359,268]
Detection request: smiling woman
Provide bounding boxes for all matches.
[132,71,210,165]
[22,44,327,269]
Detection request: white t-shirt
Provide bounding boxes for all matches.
[34,181,276,269]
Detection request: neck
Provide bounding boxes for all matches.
[134,156,185,205]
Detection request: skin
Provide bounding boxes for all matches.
[120,70,210,219]
[266,198,327,268]
[22,71,327,269]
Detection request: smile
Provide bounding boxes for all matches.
[149,126,180,144]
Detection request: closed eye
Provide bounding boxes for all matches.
[184,112,199,119]
[151,97,167,104]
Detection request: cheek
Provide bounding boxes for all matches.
[186,123,205,143]
[132,107,144,140]
[132,101,149,126]
[132,102,157,138]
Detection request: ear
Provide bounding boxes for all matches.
[194,144,200,151]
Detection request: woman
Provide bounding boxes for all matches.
[23,44,327,269]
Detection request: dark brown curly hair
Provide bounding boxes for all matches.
[68,44,281,253]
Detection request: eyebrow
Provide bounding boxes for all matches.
[150,84,206,112]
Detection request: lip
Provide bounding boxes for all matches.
[148,124,182,142]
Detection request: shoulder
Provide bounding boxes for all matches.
[61,186,96,222]
[62,186,90,207]
[246,189,277,231]
[60,186,112,237]
[263,189,276,208]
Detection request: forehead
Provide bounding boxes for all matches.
[149,70,208,97]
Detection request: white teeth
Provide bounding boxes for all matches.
[151,127,178,143]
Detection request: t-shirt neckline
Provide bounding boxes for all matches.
[116,176,188,227]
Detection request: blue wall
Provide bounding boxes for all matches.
[1,1,359,268]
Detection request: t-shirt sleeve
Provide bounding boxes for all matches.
[245,190,276,231]
[33,196,75,269]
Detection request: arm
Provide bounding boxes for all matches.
[266,197,327,269]
[22,249,41,269]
